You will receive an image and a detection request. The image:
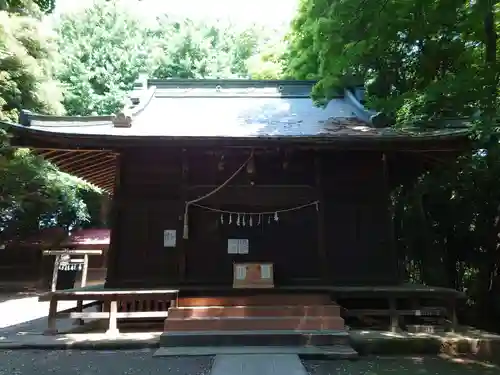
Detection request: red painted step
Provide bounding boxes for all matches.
[177,294,331,307]
[168,304,341,319]
[164,316,346,332]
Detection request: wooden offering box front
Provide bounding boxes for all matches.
[233,262,274,288]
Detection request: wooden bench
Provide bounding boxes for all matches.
[345,306,450,332]
[330,285,463,333]
[39,287,178,335]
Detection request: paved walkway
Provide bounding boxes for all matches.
[210,354,308,375]
[0,291,163,349]
[0,293,84,335]
[0,349,215,375]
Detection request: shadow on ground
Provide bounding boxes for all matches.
[303,356,500,375]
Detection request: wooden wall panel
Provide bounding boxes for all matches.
[322,151,399,286]
[110,147,399,288]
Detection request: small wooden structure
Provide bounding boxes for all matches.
[4,79,470,341]
[43,249,103,291]
[59,229,110,285]
[233,262,274,288]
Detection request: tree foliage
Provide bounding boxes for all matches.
[0,145,96,242]
[52,1,157,116]
[0,6,100,244]
[0,9,64,121]
[286,0,499,328]
[0,0,56,15]
[1,0,287,243]
[246,31,288,79]
[53,0,283,116]
[286,0,498,127]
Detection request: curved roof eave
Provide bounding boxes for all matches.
[2,78,472,151]
[4,119,471,149]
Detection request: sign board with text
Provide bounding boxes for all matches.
[227,239,249,254]
[163,230,177,247]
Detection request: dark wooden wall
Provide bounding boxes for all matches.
[105,146,399,288]
[321,151,398,285]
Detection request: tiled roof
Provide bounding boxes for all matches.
[14,79,396,139]
[0,79,471,194]
[3,79,471,143]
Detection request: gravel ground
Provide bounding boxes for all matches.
[302,356,500,375]
[0,349,214,375]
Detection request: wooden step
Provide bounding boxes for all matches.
[164,316,345,331]
[168,305,341,319]
[159,329,350,347]
[177,294,331,307]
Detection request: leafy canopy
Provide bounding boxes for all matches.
[286,0,498,128]
[53,0,286,116]
[0,6,100,243]
[0,9,64,121]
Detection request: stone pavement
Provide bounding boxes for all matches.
[0,292,99,335]
[0,292,141,349]
[210,354,308,375]
[0,331,162,350]
[0,349,214,375]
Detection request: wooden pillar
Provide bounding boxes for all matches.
[106,300,119,335]
[315,152,328,283]
[382,152,399,283]
[179,149,188,282]
[104,153,123,288]
[449,297,458,332]
[81,254,89,287]
[100,193,110,227]
[50,255,61,292]
[44,297,58,335]
[389,296,399,332]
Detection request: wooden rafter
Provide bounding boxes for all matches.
[91,171,116,184]
[80,165,116,182]
[89,176,116,190]
[100,182,115,192]
[66,158,115,176]
[30,147,118,194]
[46,151,79,163]
[55,151,102,169]
[37,149,62,158]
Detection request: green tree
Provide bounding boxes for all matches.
[53,0,284,116]
[53,0,157,116]
[286,0,497,126]
[0,0,56,15]
[0,8,101,244]
[246,27,287,79]
[0,9,64,121]
[285,0,499,329]
[151,18,263,79]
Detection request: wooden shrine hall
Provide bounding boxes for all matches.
[2,78,470,351]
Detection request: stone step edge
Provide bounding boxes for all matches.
[161,329,349,336]
[170,305,340,309]
[153,345,358,357]
[166,316,343,321]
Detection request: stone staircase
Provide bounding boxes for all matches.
[156,293,357,357]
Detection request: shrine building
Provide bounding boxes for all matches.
[2,79,470,348]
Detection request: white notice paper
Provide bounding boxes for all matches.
[238,239,249,254]
[236,265,247,280]
[261,264,272,279]
[228,239,239,254]
[163,230,176,247]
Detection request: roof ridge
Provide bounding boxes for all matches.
[19,111,114,127]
